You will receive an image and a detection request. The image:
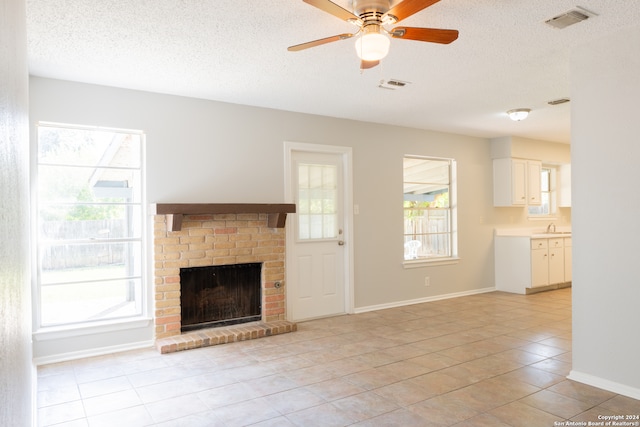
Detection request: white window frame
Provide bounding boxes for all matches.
[403,155,459,268]
[528,166,558,220]
[32,122,148,336]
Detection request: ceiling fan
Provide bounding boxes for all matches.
[288,0,459,69]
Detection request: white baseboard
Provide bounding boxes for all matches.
[568,370,640,400]
[33,340,155,366]
[353,286,496,314]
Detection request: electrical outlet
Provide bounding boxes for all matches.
[424,276,430,287]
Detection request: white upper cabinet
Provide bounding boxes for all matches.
[493,158,542,207]
[511,159,527,205]
[527,160,542,205]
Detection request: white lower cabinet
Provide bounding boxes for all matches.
[531,239,549,288]
[548,238,565,286]
[495,235,571,294]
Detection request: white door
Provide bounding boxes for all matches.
[285,143,352,321]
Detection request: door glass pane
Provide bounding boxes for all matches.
[298,163,338,240]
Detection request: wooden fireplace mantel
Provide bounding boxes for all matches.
[151,203,296,231]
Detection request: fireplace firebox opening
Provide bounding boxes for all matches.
[180,262,262,332]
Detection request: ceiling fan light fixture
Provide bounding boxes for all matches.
[507,108,531,121]
[355,29,390,61]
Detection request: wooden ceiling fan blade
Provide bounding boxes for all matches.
[303,0,360,22]
[360,60,379,70]
[382,0,440,23]
[288,33,355,51]
[390,27,458,44]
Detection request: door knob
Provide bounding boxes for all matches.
[338,240,345,246]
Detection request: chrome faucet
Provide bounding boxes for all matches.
[546,222,556,233]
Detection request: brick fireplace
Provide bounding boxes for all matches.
[152,203,297,353]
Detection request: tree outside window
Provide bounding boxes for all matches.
[35,123,146,327]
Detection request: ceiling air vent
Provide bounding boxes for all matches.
[379,79,411,90]
[545,7,595,29]
[548,98,570,105]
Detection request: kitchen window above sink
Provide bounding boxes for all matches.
[528,166,553,217]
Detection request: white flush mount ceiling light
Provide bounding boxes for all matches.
[507,108,531,121]
[355,25,391,61]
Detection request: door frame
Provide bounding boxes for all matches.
[284,141,354,320]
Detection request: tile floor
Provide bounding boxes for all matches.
[37,288,640,426]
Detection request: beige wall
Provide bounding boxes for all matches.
[491,135,570,164]
[511,137,570,164]
[569,24,640,398]
[29,76,570,360]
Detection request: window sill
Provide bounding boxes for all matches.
[403,257,460,269]
[33,316,152,341]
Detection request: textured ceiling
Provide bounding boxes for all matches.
[26,0,640,143]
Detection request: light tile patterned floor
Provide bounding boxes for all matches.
[37,288,640,426]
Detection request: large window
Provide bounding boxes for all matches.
[403,156,457,262]
[34,123,145,328]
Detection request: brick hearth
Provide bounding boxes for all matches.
[153,212,295,353]
[155,320,296,354]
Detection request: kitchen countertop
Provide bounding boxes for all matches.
[495,228,571,238]
[531,232,572,238]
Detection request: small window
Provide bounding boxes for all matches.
[403,156,457,262]
[34,123,146,328]
[528,167,554,216]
